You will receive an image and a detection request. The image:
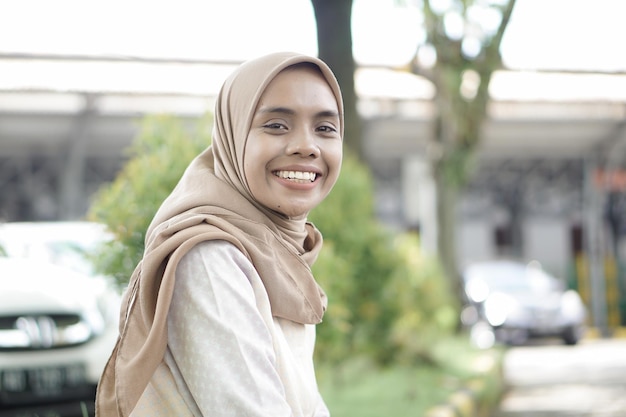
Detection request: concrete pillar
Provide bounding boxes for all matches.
[584,154,608,336]
[403,155,437,255]
[59,94,96,219]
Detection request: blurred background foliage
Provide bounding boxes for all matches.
[309,152,458,365]
[87,114,212,284]
[88,113,458,366]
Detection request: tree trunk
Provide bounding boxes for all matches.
[415,0,518,309]
[435,163,464,305]
[310,0,363,159]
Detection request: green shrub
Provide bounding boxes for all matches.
[386,233,458,364]
[311,153,457,365]
[87,114,212,287]
[310,152,399,363]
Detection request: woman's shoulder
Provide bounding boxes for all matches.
[188,239,242,255]
[181,239,256,277]
[174,239,268,311]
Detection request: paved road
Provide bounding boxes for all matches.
[494,338,626,417]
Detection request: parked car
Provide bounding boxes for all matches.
[0,222,120,417]
[0,221,111,278]
[462,260,587,346]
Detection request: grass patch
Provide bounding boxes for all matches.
[316,335,503,417]
[318,360,459,417]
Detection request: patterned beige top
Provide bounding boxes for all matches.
[130,240,330,417]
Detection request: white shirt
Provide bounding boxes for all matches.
[131,240,329,417]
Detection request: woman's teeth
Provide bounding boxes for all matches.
[275,170,317,182]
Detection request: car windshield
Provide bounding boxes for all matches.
[465,262,559,295]
[0,222,110,276]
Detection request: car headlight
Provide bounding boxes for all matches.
[466,278,490,303]
[484,293,517,326]
[560,290,586,322]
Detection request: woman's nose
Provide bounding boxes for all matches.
[286,130,320,157]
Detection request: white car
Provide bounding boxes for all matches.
[0,221,112,278]
[462,260,587,346]
[0,222,120,417]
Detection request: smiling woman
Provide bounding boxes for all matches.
[95,52,344,417]
[244,63,342,219]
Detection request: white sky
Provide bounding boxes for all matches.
[1,0,626,105]
[0,0,625,71]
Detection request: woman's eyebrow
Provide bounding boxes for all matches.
[257,106,295,116]
[256,107,340,120]
[315,110,341,120]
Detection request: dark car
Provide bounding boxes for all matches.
[462,260,587,346]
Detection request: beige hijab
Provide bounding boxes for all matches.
[95,52,344,417]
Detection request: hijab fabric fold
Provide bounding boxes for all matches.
[95,52,344,417]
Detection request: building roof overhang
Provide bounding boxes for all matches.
[1,54,625,162]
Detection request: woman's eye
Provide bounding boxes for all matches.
[263,122,287,130]
[317,125,337,134]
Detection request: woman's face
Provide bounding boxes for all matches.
[244,65,342,219]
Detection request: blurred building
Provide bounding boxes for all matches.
[1,54,625,328]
